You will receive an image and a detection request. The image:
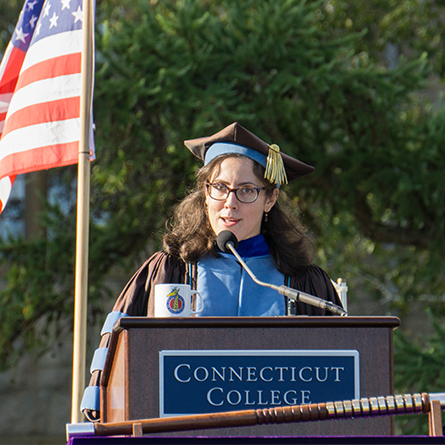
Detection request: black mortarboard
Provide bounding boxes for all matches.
[184,122,314,184]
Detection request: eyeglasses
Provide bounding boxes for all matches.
[206,182,265,203]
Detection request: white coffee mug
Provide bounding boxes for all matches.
[154,284,203,317]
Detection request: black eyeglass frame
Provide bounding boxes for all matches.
[206,182,266,203]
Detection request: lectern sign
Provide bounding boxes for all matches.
[159,350,359,417]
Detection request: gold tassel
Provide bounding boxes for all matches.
[265,144,288,185]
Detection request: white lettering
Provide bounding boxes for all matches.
[207,387,224,406]
[299,367,313,382]
[194,366,209,382]
[174,364,191,383]
[301,390,311,404]
[284,390,298,405]
[275,367,288,381]
[259,367,273,382]
[331,367,344,382]
[205,388,313,407]
[270,390,281,405]
[227,390,242,405]
[211,367,226,381]
[244,390,255,405]
[257,390,268,405]
[315,367,329,382]
[229,367,243,381]
[247,367,257,381]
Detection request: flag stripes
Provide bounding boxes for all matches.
[16,53,82,91]
[0,141,79,177]
[3,97,81,135]
[4,73,82,124]
[0,175,15,213]
[0,0,94,214]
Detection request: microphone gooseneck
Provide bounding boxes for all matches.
[215,231,347,316]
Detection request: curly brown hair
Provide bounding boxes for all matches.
[163,154,314,276]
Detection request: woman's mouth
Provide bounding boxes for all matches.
[221,217,240,227]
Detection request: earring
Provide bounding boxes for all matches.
[264,212,268,222]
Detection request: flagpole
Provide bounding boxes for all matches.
[71,0,94,424]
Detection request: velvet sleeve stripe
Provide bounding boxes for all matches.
[100,311,130,336]
[80,385,100,412]
[90,347,108,374]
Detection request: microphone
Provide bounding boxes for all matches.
[216,230,347,316]
[217,230,238,252]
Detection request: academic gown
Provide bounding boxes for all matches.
[83,239,342,417]
[110,238,341,317]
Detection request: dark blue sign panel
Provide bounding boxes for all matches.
[159,350,359,417]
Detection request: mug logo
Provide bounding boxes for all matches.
[166,287,185,314]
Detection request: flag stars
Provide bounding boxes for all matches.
[35,21,42,36]
[13,0,83,47]
[43,1,51,17]
[29,15,38,28]
[27,0,38,11]
[72,6,83,23]
[49,12,59,28]
[15,27,29,44]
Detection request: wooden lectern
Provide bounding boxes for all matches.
[100,316,400,436]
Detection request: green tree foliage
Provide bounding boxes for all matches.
[0,0,21,49]
[393,311,445,434]
[0,3,444,432]
[316,0,445,77]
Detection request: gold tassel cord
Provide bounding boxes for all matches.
[265,144,288,185]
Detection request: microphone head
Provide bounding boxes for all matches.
[217,231,238,253]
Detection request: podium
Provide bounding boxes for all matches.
[100,316,400,436]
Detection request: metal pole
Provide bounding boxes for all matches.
[71,0,94,424]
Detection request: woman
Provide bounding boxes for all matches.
[81,122,343,419]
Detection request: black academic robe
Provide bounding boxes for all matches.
[84,251,342,420]
[111,251,342,316]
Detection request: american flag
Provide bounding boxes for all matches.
[0,0,94,214]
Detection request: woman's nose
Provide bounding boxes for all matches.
[224,190,239,208]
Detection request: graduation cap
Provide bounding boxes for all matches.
[184,122,314,185]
